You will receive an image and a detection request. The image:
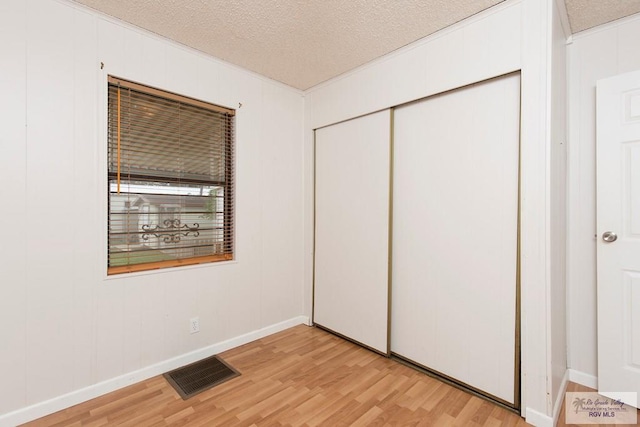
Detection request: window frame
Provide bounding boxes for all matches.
[106,76,235,275]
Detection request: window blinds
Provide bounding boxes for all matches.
[107,76,235,274]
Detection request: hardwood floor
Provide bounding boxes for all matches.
[23,325,534,426]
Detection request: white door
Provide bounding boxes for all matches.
[314,110,391,354]
[597,69,640,405]
[391,73,520,405]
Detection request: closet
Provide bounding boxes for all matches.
[313,73,521,407]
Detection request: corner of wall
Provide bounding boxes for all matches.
[568,369,598,389]
[553,0,572,39]
[552,369,570,426]
[525,407,555,427]
[0,316,309,427]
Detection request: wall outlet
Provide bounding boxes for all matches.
[190,317,200,334]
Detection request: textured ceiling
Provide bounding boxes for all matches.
[72,0,503,90]
[72,0,640,90]
[565,0,640,33]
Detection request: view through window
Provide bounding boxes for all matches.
[107,77,235,274]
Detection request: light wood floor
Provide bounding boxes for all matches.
[20,325,630,426]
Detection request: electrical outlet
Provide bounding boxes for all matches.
[190,317,200,334]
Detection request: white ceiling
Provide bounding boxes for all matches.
[72,0,640,90]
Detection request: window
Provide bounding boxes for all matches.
[107,76,234,275]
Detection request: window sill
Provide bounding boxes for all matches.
[107,253,233,276]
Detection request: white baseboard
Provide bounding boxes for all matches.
[525,407,554,427]
[0,315,309,427]
[568,369,598,389]
[525,369,596,427]
[552,369,570,426]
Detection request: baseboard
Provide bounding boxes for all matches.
[0,315,309,427]
[552,369,570,426]
[568,369,598,389]
[525,407,554,427]
[524,369,571,427]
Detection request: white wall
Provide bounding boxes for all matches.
[549,0,569,420]
[0,0,305,423]
[567,12,640,385]
[0,0,582,424]
[304,0,558,423]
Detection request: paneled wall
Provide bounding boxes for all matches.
[567,13,640,383]
[0,0,581,424]
[0,0,304,422]
[549,0,569,419]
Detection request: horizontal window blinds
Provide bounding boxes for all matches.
[107,76,235,274]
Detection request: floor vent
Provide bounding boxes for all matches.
[163,355,240,399]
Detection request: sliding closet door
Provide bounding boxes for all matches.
[314,110,391,354]
[391,74,520,405]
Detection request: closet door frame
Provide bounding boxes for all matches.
[311,73,521,411]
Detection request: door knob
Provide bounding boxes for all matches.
[602,231,618,242]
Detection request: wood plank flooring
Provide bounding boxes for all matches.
[23,325,534,426]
